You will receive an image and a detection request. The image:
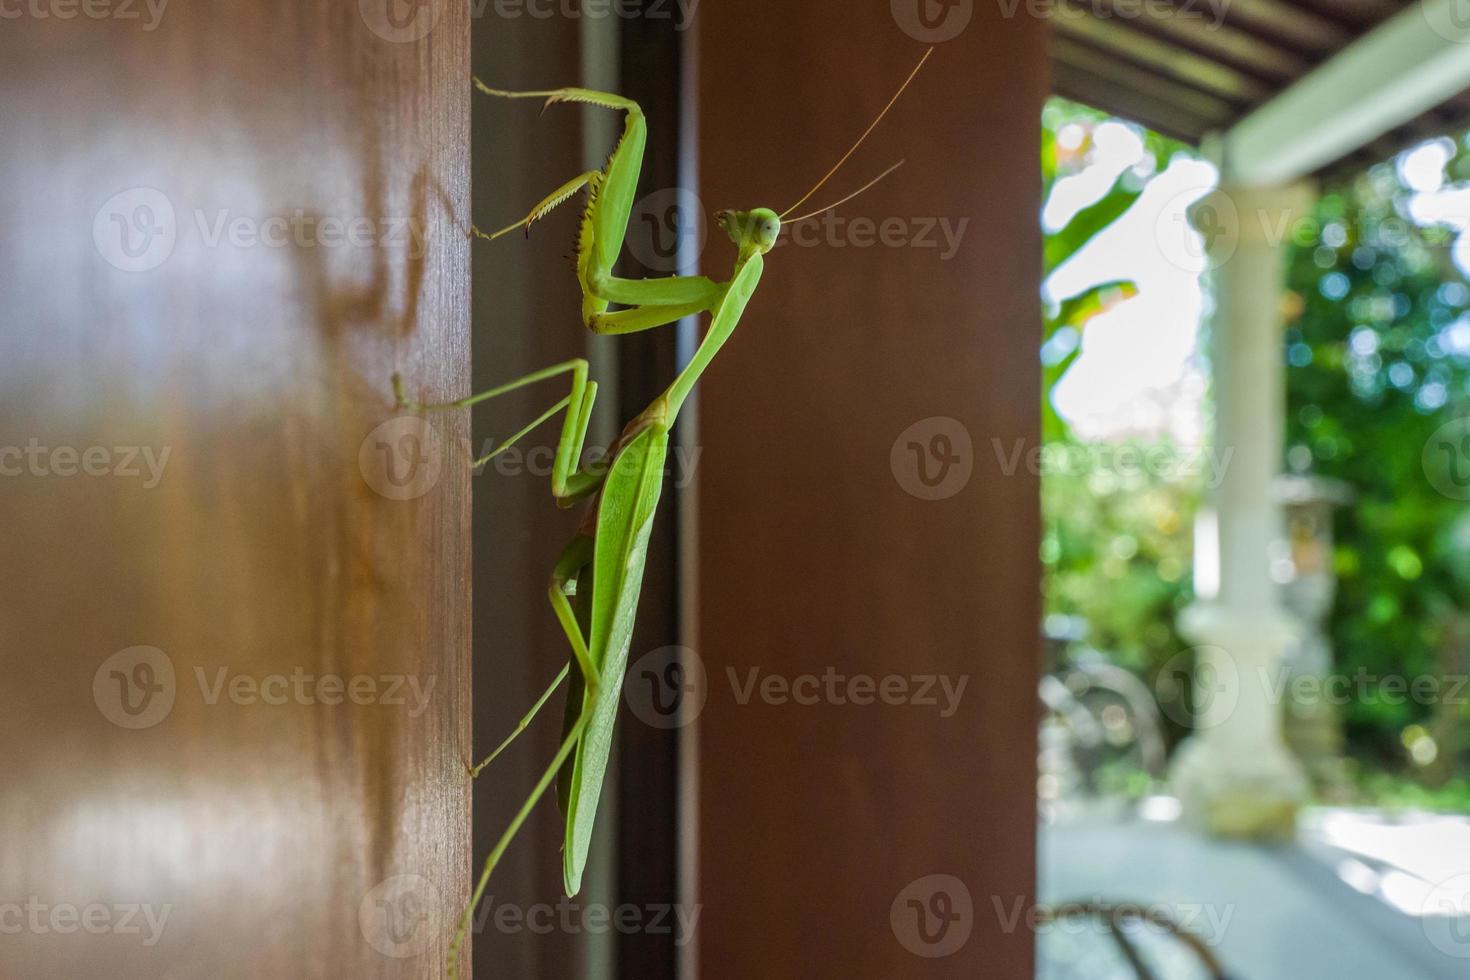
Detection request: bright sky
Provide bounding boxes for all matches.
[1044,122,1470,448]
[1046,117,1470,449]
[1043,120,1219,445]
[1399,136,1470,281]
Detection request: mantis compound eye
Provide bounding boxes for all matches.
[749,208,781,250]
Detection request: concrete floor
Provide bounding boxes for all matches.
[1038,806,1470,979]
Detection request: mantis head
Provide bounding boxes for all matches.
[714,208,781,254]
[716,47,932,259]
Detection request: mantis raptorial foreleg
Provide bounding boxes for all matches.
[392,359,599,503]
[471,81,642,114]
[473,81,724,320]
[447,536,600,980]
[473,171,600,242]
[589,298,711,336]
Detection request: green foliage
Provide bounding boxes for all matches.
[1046,99,1170,440]
[1040,99,1172,442]
[1284,155,1470,772]
[1041,445,1200,746]
[1351,769,1470,814]
[1040,99,1470,794]
[1040,99,1201,746]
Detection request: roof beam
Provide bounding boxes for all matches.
[1221,0,1470,185]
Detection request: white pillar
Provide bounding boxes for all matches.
[1169,180,1314,840]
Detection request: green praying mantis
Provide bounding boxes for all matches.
[391,45,934,977]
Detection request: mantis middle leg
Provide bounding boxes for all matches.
[392,359,599,504]
[466,535,595,777]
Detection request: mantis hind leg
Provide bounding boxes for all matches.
[448,708,599,980]
[466,662,568,778]
[446,536,601,980]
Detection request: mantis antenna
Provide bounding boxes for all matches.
[779,45,934,220]
[783,159,905,224]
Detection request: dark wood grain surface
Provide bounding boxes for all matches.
[0,2,471,975]
[694,3,1046,976]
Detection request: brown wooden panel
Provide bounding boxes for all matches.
[0,2,470,976]
[696,2,1044,977]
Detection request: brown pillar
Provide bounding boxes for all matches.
[694,3,1046,977]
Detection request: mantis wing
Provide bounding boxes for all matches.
[559,422,669,895]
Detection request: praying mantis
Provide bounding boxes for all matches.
[391,46,933,978]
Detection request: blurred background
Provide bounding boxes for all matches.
[10,0,1470,978]
[1037,24,1470,971]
